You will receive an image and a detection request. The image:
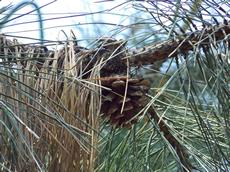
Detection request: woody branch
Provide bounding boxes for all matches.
[124,21,230,66]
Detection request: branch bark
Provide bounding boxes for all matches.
[148,106,193,172]
[124,21,230,66]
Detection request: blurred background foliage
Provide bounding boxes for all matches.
[0,0,229,171]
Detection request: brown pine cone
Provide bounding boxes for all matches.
[100,76,150,128]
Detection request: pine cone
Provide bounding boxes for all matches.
[100,76,150,128]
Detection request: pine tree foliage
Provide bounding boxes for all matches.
[0,0,229,171]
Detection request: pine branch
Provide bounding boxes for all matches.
[124,21,230,66]
[148,106,194,172]
[2,21,230,73]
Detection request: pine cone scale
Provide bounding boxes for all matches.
[100,76,150,128]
